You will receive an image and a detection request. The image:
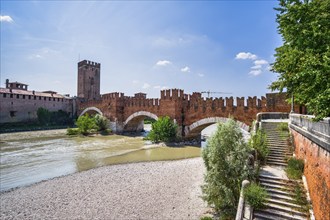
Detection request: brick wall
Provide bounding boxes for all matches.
[77,89,297,136]
[0,90,74,123]
[290,114,330,220]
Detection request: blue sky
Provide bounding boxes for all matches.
[1,0,282,99]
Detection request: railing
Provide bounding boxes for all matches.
[256,112,289,122]
[289,113,330,152]
[235,180,253,220]
[235,151,256,220]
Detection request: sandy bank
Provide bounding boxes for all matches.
[0,158,207,220]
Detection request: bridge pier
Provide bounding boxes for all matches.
[109,121,124,133]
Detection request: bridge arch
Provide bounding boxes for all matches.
[79,107,103,117]
[124,111,158,132]
[185,117,249,139]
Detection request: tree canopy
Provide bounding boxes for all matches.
[270,0,330,120]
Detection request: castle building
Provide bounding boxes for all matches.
[77,60,101,101]
[0,79,75,124]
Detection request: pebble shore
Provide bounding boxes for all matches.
[1,158,207,220]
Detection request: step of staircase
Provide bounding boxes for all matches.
[260,182,290,191]
[263,187,296,198]
[254,208,306,220]
[264,203,307,217]
[267,191,297,204]
[266,198,302,210]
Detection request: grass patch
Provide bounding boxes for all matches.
[286,157,304,179]
[277,122,290,140]
[66,128,80,135]
[277,122,289,131]
[244,183,269,210]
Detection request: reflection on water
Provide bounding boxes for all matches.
[0,129,200,191]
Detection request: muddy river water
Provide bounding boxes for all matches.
[0,129,201,192]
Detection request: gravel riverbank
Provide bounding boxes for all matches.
[0,158,207,220]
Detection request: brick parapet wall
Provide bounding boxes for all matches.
[77,89,297,127]
[289,114,330,220]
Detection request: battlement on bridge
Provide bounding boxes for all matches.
[77,88,306,135]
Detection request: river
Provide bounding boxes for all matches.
[0,128,201,192]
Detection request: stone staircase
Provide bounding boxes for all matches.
[253,122,310,220]
[263,122,291,167]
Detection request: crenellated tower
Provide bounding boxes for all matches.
[77,60,101,101]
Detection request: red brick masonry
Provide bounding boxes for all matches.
[291,129,330,220]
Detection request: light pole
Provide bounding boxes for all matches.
[290,93,294,113]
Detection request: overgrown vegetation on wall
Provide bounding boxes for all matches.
[37,107,73,126]
[145,116,177,143]
[201,119,253,218]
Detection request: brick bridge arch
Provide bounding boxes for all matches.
[185,117,250,139]
[77,89,294,138]
[124,111,158,132]
[79,107,103,117]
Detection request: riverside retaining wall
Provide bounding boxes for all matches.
[289,114,330,220]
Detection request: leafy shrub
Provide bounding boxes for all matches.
[202,119,252,218]
[244,183,268,210]
[146,116,177,143]
[66,128,80,135]
[93,114,109,131]
[277,122,289,132]
[249,129,268,163]
[76,114,97,135]
[286,157,304,179]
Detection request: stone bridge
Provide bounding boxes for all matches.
[77,89,301,139]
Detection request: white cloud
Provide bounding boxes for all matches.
[142,83,151,89]
[249,69,262,76]
[156,60,171,66]
[153,85,161,89]
[181,66,190,73]
[254,59,268,65]
[132,80,139,84]
[0,15,13,23]
[251,65,262,69]
[198,73,205,77]
[235,52,257,60]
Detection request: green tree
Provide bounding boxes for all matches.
[146,116,177,142]
[202,119,252,218]
[270,0,330,120]
[93,114,109,131]
[76,114,97,135]
[37,107,51,125]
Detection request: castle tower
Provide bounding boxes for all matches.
[77,60,101,101]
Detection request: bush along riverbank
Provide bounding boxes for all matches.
[66,114,112,136]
